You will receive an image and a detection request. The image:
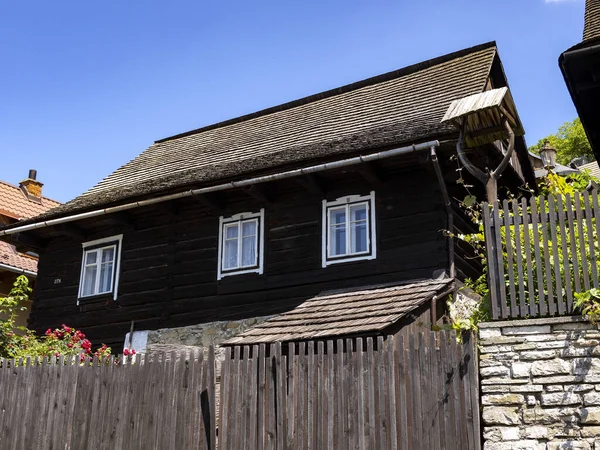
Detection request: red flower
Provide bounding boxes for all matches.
[67,343,73,348]
[123,348,130,356]
[45,329,52,336]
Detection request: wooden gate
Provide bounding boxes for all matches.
[219,331,481,450]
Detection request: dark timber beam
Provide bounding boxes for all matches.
[356,162,385,188]
[109,211,134,225]
[55,224,87,240]
[10,232,47,251]
[158,202,179,217]
[242,185,273,205]
[295,174,325,196]
[195,193,224,213]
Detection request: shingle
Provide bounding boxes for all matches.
[0,241,38,273]
[223,278,453,345]
[21,42,498,224]
[584,0,600,41]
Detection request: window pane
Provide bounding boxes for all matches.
[225,225,238,239]
[242,221,256,237]
[330,224,346,256]
[85,251,97,265]
[351,222,368,253]
[350,204,367,222]
[330,208,346,225]
[101,247,114,263]
[241,236,256,267]
[82,265,97,296]
[99,263,113,293]
[224,239,238,269]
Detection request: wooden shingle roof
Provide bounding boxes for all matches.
[33,42,499,222]
[584,0,600,41]
[223,278,454,345]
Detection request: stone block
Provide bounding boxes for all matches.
[481,345,516,354]
[481,328,502,339]
[482,394,525,406]
[521,350,558,360]
[507,385,545,393]
[483,441,545,450]
[571,385,596,393]
[555,323,594,331]
[531,359,572,376]
[562,347,593,358]
[504,325,552,335]
[533,375,584,384]
[547,440,591,450]
[523,333,568,342]
[512,362,532,378]
[546,385,565,392]
[581,408,600,424]
[574,359,600,376]
[536,340,571,349]
[523,407,579,425]
[482,378,529,385]
[523,425,548,438]
[527,395,537,406]
[483,426,521,441]
[576,339,600,348]
[581,426,600,437]
[485,337,528,345]
[586,393,600,406]
[482,406,521,425]
[541,393,582,406]
[513,343,539,351]
[481,366,511,377]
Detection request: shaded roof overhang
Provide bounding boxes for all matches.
[559,37,600,161]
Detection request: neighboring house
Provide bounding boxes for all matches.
[579,160,600,179]
[560,0,600,160]
[0,171,60,328]
[528,151,579,179]
[0,42,535,352]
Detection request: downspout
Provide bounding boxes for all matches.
[430,146,455,326]
[0,140,440,237]
[430,146,455,279]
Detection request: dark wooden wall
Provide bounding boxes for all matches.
[30,165,456,350]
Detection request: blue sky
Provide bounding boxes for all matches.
[0,0,587,202]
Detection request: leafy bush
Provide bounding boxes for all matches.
[574,289,600,324]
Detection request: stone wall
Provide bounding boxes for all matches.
[480,316,600,450]
[144,315,273,364]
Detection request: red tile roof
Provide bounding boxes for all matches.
[0,179,61,275]
[0,241,38,273]
[0,180,60,219]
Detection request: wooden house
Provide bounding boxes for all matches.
[0,42,534,351]
[560,0,600,159]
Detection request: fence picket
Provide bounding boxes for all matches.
[584,191,599,290]
[548,195,562,315]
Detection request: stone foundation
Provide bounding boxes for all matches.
[479,316,600,450]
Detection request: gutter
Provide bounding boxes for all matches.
[0,262,37,278]
[0,140,439,237]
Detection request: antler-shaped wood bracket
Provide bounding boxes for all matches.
[456,116,515,203]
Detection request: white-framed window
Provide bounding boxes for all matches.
[217,209,265,280]
[322,192,376,267]
[78,235,123,303]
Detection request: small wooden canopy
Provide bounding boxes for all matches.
[441,87,525,147]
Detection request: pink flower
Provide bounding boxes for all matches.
[123,348,130,356]
[45,329,52,336]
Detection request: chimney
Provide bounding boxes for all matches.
[19,169,44,201]
[583,0,600,41]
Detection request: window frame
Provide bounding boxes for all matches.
[77,234,123,303]
[322,192,376,267]
[217,209,265,280]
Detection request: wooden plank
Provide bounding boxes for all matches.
[492,202,508,318]
[240,346,249,450]
[593,192,600,293]
[409,334,423,448]
[207,346,216,450]
[418,333,431,450]
[483,203,500,320]
[503,200,518,318]
[287,342,298,450]
[548,195,562,315]
[316,341,325,450]
[326,340,335,450]
[512,199,528,318]
[387,336,399,450]
[275,343,286,450]
[220,347,232,450]
[367,337,377,450]
[566,194,582,294]
[257,343,267,450]
[530,198,543,317]
[521,198,536,317]
[346,338,357,449]
[248,345,259,450]
[357,338,366,450]
[377,336,388,450]
[576,192,592,291]
[297,341,306,450]
[556,195,572,314]
[539,197,552,316]
[584,191,599,291]
[307,341,315,450]
[336,339,346,450]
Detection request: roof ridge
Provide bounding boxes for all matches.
[155,42,497,144]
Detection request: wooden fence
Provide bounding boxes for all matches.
[0,350,215,450]
[483,190,600,320]
[219,331,481,450]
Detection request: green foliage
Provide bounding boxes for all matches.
[529,118,594,165]
[574,289,600,324]
[0,276,111,360]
